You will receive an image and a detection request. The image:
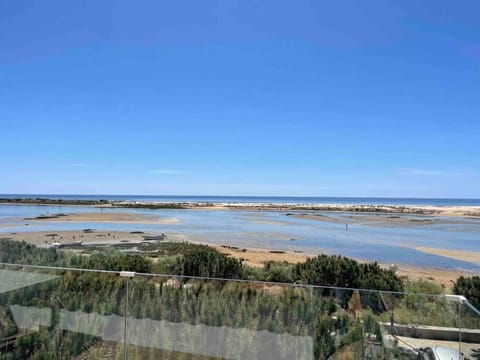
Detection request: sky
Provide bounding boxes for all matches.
[1,0,479,198]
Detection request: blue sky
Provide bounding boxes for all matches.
[1,0,479,197]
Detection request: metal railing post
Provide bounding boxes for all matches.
[120,271,135,360]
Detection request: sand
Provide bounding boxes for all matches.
[1,230,149,246]
[216,245,314,267]
[415,246,480,264]
[26,212,179,224]
[418,205,480,217]
[215,244,470,288]
[392,264,473,288]
[290,212,471,228]
[289,213,345,224]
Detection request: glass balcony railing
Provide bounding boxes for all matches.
[0,262,479,359]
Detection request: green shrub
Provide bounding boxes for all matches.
[453,276,480,308]
[182,245,243,279]
[86,251,152,273]
[343,323,363,344]
[293,254,403,292]
[405,279,443,295]
[263,261,294,283]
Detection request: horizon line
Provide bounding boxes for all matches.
[1,193,480,201]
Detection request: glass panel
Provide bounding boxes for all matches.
[123,275,475,360]
[2,264,476,359]
[372,291,462,359]
[460,297,480,359]
[0,264,127,359]
[307,287,466,359]
[126,275,315,360]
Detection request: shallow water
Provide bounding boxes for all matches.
[1,204,479,271]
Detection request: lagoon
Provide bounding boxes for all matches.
[1,204,479,272]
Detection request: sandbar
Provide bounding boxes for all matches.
[415,246,480,264]
[26,212,179,224]
[290,212,465,228]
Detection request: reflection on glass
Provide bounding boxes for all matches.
[10,305,51,331]
[0,269,59,294]
[0,266,126,359]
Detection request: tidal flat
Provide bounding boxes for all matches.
[1,203,480,276]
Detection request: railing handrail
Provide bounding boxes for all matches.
[464,299,480,316]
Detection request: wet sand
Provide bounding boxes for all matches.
[289,213,346,224]
[26,212,179,224]
[415,246,480,264]
[290,212,466,227]
[247,218,290,226]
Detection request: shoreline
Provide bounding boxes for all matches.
[1,198,480,217]
[0,229,474,288]
[415,246,480,264]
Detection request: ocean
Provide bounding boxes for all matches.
[1,194,480,206]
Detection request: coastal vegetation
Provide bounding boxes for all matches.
[0,239,402,291]
[453,276,480,308]
[1,239,476,359]
[293,255,403,292]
